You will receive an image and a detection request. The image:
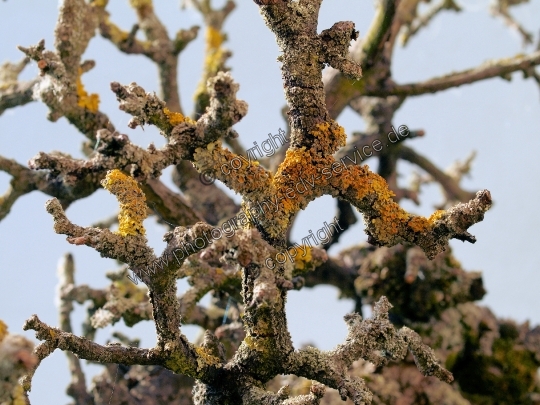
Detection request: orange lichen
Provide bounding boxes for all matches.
[267,148,333,234]
[293,246,312,270]
[273,148,326,210]
[408,210,445,233]
[0,319,7,342]
[366,172,411,242]
[320,161,420,243]
[310,120,347,153]
[101,169,147,236]
[189,119,448,246]
[273,129,344,194]
[76,68,100,112]
[262,127,450,244]
[335,164,450,243]
[408,217,430,233]
[163,107,196,125]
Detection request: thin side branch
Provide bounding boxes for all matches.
[371,50,540,97]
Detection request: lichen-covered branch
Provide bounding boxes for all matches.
[110,74,274,205]
[2,0,527,402]
[28,173,225,382]
[188,0,236,117]
[255,0,362,150]
[173,160,240,225]
[27,128,204,226]
[286,297,452,405]
[401,146,477,207]
[240,380,326,405]
[491,0,534,46]
[0,156,39,221]
[23,315,160,366]
[45,196,156,272]
[96,0,199,112]
[399,0,461,46]
[18,0,114,141]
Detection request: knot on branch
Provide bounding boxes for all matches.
[197,71,248,143]
[94,129,130,154]
[320,22,362,79]
[111,81,172,131]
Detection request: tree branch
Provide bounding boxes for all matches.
[370,50,540,97]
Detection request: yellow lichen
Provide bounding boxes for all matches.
[293,246,312,270]
[163,107,196,125]
[407,210,446,233]
[76,68,100,112]
[272,148,325,217]
[194,347,222,371]
[114,275,148,301]
[194,26,226,103]
[207,26,224,49]
[267,148,333,234]
[429,210,445,222]
[101,169,147,236]
[11,384,26,405]
[104,17,129,43]
[205,26,225,72]
[92,0,108,7]
[164,351,198,377]
[0,319,7,342]
[129,0,152,9]
[244,335,266,352]
[268,136,449,244]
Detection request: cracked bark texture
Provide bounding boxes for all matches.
[1,0,539,404]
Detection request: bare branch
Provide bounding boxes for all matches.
[96,0,200,112]
[0,57,37,115]
[400,146,477,206]
[56,254,94,405]
[370,50,540,97]
[400,0,461,46]
[491,0,534,46]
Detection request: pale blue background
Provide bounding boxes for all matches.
[0,0,539,403]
